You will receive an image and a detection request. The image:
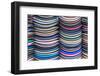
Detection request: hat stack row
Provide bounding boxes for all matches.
[28,15,34,60]
[33,15,59,60]
[81,17,88,59]
[27,15,88,60]
[59,16,82,59]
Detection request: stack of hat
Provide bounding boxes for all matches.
[59,16,82,59]
[28,15,34,60]
[33,15,59,60]
[81,17,88,59]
